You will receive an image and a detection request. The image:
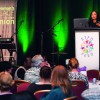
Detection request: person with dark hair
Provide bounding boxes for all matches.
[28,66,52,94]
[10,91,36,100]
[39,66,51,80]
[41,65,73,100]
[88,10,100,27]
[14,57,32,80]
[68,58,89,88]
[0,61,13,74]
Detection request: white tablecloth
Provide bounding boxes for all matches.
[89,80,100,88]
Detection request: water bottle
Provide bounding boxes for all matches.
[92,78,97,85]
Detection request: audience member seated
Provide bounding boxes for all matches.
[81,88,100,100]
[14,57,32,80]
[68,58,89,88]
[0,71,14,100]
[0,61,13,74]
[10,91,36,100]
[28,66,52,94]
[24,54,50,83]
[41,65,73,100]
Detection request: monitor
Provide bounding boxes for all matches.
[73,18,89,29]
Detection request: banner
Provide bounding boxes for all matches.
[75,30,99,70]
[0,0,17,63]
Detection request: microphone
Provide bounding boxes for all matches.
[58,18,64,23]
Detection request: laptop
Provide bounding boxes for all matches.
[73,18,89,29]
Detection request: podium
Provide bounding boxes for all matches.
[75,28,100,70]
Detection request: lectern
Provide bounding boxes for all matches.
[75,29,100,70]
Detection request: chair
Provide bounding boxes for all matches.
[72,80,86,100]
[11,80,30,93]
[64,96,77,100]
[15,79,30,86]
[17,82,31,93]
[87,69,99,82]
[34,90,50,100]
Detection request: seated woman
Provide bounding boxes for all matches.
[28,66,52,94]
[0,71,14,99]
[88,10,100,27]
[41,65,73,100]
[68,58,89,88]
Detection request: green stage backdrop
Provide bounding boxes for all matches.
[17,0,100,65]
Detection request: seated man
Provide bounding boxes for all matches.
[28,66,52,94]
[0,71,14,99]
[24,54,50,83]
[14,57,32,80]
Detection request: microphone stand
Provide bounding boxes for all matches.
[41,32,43,55]
[9,21,24,64]
[11,21,23,39]
[41,19,63,65]
[47,19,62,35]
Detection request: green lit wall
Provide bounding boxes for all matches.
[51,0,69,52]
[17,0,35,53]
[83,1,93,18]
[50,0,95,52]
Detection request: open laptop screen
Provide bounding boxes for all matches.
[73,18,89,29]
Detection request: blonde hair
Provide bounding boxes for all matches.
[0,71,14,91]
[51,65,71,95]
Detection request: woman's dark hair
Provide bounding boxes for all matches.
[40,66,52,79]
[0,61,12,72]
[10,91,36,100]
[89,11,100,23]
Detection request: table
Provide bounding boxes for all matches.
[89,80,100,88]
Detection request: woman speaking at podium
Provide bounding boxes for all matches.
[89,11,100,27]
